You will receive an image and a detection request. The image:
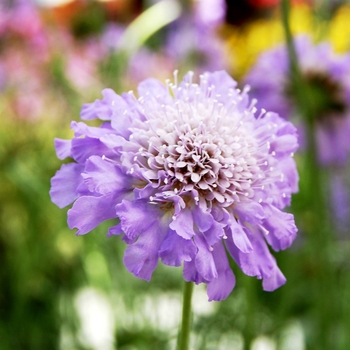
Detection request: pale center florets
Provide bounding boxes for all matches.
[130,75,273,206]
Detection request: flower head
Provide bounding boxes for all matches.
[50,70,299,301]
[245,35,350,165]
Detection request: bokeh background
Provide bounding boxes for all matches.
[2,0,350,349]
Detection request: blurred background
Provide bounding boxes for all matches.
[1,0,350,349]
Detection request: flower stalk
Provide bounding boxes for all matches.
[177,281,194,350]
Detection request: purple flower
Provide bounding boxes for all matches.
[165,0,228,73]
[245,35,350,165]
[50,70,299,301]
[193,0,226,28]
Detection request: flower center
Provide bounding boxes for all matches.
[131,82,271,206]
[286,70,346,120]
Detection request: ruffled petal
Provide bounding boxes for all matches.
[262,265,286,291]
[193,205,213,232]
[137,78,169,100]
[71,121,115,138]
[207,241,236,301]
[262,204,298,251]
[278,157,299,194]
[67,193,118,235]
[54,138,72,160]
[271,134,298,156]
[202,220,224,246]
[159,230,197,267]
[115,200,165,241]
[107,223,123,237]
[81,155,132,195]
[80,88,125,121]
[122,222,158,281]
[226,229,270,279]
[50,163,84,208]
[169,207,194,239]
[100,134,138,154]
[71,137,115,164]
[233,201,265,225]
[206,70,237,95]
[183,259,208,284]
[123,216,169,281]
[229,219,253,253]
[194,233,217,281]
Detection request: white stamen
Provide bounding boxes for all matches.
[260,226,269,235]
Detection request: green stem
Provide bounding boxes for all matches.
[177,281,194,350]
[281,0,300,78]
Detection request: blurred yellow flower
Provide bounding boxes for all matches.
[224,3,350,79]
[329,5,350,53]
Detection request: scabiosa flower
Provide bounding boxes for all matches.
[245,35,350,165]
[50,70,298,301]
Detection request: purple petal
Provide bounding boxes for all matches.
[115,200,165,241]
[226,229,272,279]
[68,192,118,235]
[271,134,298,156]
[100,134,137,153]
[262,204,297,251]
[194,233,217,281]
[193,205,213,231]
[54,138,72,160]
[206,70,237,94]
[262,266,286,291]
[81,155,132,195]
[159,230,197,267]
[50,163,84,208]
[229,219,253,253]
[71,121,115,138]
[169,207,194,239]
[226,229,286,290]
[207,241,236,301]
[80,88,125,121]
[233,201,265,225]
[137,78,168,99]
[202,220,224,246]
[123,220,168,281]
[183,259,208,284]
[110,112,133,139]
[107,223,123,237]
[278,157,299,194]
[71,137,115,164]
